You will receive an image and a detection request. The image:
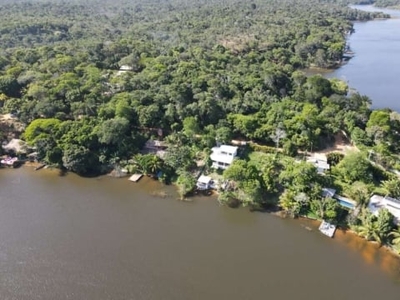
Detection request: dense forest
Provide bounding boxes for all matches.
[352,0,400,8]
[1,0,400,252]
[0,0,390,173]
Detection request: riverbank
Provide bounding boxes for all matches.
[3,166,400,299]
[292,216,400,277]
[13,163,400,267]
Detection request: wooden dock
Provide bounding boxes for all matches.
[318,221,336,238]
[128,174,143,182]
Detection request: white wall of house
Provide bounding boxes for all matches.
[210,145,238,170]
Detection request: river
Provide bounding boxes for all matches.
[1,166,400,299]
[323,5,400,111]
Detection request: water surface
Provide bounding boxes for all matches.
[326,5,400,111]
[1,167,400,299]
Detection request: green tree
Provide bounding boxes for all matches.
[182,116,200,137]
[176,171,197,200]
[163,145,194,172]
[24,118,62,145]
[279,190,299,217]
[381,178,400,198]
[132,154,163,176]
[215,126,233,144]
[389,228,400,254]
[333,152,372,184]
[224,159,264,206]
[355,208,395,245]
[62,144,99,175]
[309,197,339,221]
[346,181,371,206]
[96,117,129,145]
[279,159,320,194]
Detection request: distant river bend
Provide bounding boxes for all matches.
[323,5,400,111]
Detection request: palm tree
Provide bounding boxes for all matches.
[279,190,299,217]
[356,208,394,246]
[389,228,400,252]
[357,217,382,244]
[381,178,400,198]
[148,155,163,175]
[131,154,146,174]
[346,181,370,206]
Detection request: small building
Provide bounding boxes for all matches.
[143,139,167,158]
[307,158,330,174]
[119,65,133,71]
[197,175,213,190]
[144,139,167,151]
[322,187,336,198]
[319,220,336,238]
[116,65,133,76]
[368,195,400,224]
[210,145,238,170]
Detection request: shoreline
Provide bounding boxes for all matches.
[17,160,400,261]
[3,165,400,279]
[289,215,400,277]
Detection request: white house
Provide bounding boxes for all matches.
[368,195,400,224]
[210,145,238,170]
[197,175,213,190]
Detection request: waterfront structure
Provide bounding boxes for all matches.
[319,220,336,238]
[128,174,143,182]
[143,139,167,158]
[197,175,213,190]
[368,195,400,224]
[210,145,238,170]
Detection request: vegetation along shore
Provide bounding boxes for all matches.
[2,0,400,258]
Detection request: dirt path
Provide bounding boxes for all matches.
[310,132,358,159]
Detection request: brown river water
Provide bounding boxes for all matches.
[1,166,400,299]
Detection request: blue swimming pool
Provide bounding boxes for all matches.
[337,199,355,209]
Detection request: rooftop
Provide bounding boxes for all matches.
[368,195,400,224]
[197,175,212,185]
[210,145,238,166]
[217,145,238,154]
[307,158,330,170]
[119,65,133,71]
[322,188,336,198]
